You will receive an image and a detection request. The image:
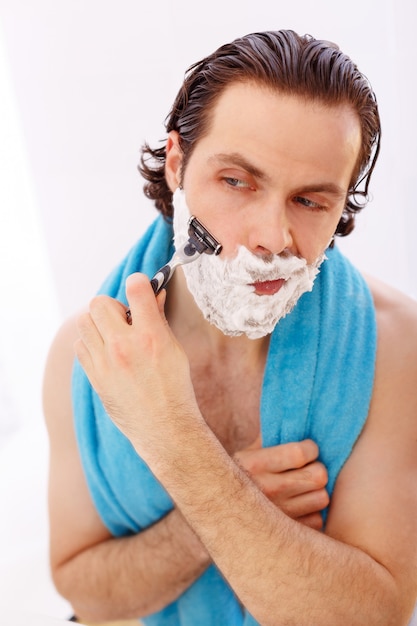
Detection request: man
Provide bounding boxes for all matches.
[43,30,417,625]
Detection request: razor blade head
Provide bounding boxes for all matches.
[187,216,222,256]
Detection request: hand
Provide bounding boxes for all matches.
[234,437,329,530]
[74,273,201,458]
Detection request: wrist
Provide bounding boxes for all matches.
[132,401,204,457]
[168,508,211,566]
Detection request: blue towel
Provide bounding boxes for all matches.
[72,215,377,625]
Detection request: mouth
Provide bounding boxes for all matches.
[250,278,286,296]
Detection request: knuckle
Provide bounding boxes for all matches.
[303,439,319,461]
[300,461,328,487]
[291,439,317,468]
[89,294,109,312]
[310,461,329,487]
[314,487,330,509]
[291,442,309,468]
[110,339,134,367]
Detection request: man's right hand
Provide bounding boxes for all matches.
[234,438,329,530]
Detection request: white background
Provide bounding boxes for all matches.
[0,0,416,621]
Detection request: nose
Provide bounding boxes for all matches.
[247,201,293,256]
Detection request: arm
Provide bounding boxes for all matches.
[45,312,329,622]
[75,273,417,626]
[44,316,210,623]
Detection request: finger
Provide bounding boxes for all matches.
[278,488,330,518]
[75,310,110,387]
[88,295,128,337]
[264,439,320,473]
[76,310,104,351]
[156,289,168,322]
[236,439,320,474]
[73,337,100,392]
[125,273,165,329]
[296,512,324,531]
[73,336,93,370]
[251,462,328,501]
[299,460,328,489]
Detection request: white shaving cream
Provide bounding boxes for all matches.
[173,188,325,339]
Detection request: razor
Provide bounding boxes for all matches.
[126,216,222,324]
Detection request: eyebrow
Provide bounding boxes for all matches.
[208,152,348,199]
[207,152,270,182]
[294,183,347,200]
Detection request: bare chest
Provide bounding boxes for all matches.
[190,360,263,454]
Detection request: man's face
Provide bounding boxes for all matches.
[168,82,362,265]
[166,82,362,337]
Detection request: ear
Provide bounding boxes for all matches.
[165,131,183,192]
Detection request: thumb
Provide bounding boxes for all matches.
[156,289,168,321]
[125,272,161,327]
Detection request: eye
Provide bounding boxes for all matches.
[224,177,252,189]
[293,196,326,212]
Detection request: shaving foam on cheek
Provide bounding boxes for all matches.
[173,188,192,247]
[172,188,325,339]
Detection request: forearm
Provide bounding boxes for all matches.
[142,421,402,626]
[74,279,411,624]
[54,508,211,622]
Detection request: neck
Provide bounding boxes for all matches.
[166,267,270,362]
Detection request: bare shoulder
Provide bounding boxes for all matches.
[363,275,417,425]
[45,310,83,367]
[331,272,417,491]
[365,274,417,373]
[365,274,417,335]
[43,310,85,433]
[44,311,111,569]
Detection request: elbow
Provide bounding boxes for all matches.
[51,563,112,623]
[51,564,86,620]
[388,582,417,626]
[51,560,161,623]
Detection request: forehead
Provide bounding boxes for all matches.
[192,82,362,186]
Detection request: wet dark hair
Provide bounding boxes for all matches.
[139,29,381,238]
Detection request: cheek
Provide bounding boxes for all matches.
[210,221,244,260]
[291,219,339,264]
[184,196,241,258]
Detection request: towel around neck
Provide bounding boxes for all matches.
[72,215,377,625]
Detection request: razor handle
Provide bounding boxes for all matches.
[150,264,173,295]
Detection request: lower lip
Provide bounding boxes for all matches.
[251,279,286,295]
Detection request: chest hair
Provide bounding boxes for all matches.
[189,358,263,454]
